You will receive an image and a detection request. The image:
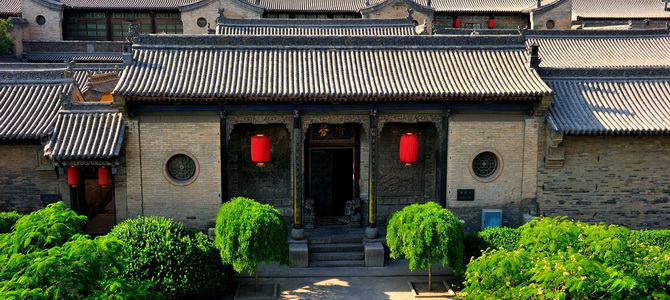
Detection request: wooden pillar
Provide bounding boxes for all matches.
[366,110,379,238]
[439,109,449,207]
[291,110,305,239]
[219,110,228,203]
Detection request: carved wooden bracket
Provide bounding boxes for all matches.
[377,114,442,135]
[226,115,292,141]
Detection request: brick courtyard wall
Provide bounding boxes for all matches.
[181,0,262,35]
[228,124,292,219]
[0,143,67,213]
[538,134,670,229]
[22,0,63,40]
[136,114,221,230]
[446,114,538,234]
[531,0,572,30]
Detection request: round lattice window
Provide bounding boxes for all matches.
[196,17,207,28]
[163,152,199,185]
[36,15,46,25]
[471,151,499,179]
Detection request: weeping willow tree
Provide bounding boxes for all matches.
[215,197,290,286]
[387,202,465,290]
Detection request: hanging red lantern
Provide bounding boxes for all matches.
[98,166,111,187]
[67,166,79,187]
[489,19,495,28]
[251,134,271,166]
[399,133,419,166]
[455,19,461,28]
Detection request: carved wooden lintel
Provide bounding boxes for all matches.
[302,115,369,138]
[226,115,292,140]
[377,114,442,135]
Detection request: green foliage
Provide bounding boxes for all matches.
[386,202,465,275]
[0,202,157,299]
[627,229,670,251]
[0,201,86,254]
[215,197,290,274]
[110,216,231,299]
[462,217,670,299]
[464,226,520,262]
[0,19,14,55]
[0,211,22,233]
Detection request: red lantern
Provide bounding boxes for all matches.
[251,134,271,166]
[488,19,495,28]
[399,133,419,166]
[67,166,79,187]
[98,166,111,187]
[455,19,461,28]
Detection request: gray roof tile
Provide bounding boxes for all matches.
[217,18,417,35]
[574,0,670,19]
[114,35,551,100]
[547,79,670,135]
[58,0,198,9]
[0,70,72,140]
[44,103,124,161]
[0,0,20,15]
[25,54,123,64]
[244,0,557,13]
[528,34,670,69]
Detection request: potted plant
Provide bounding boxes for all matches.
[387,202,464,296]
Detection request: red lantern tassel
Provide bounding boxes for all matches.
[399,133,419,166]
[98,166,111,187]
[251,134,271,166]
[67,166,79,187]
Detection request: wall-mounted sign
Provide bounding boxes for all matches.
[309,123,355,143]
[457,189,475,201]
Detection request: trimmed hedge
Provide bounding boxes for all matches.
[0,211,22,233]
[110,216,232,300]
[464,226,520,262]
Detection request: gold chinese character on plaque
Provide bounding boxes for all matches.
[335,125,345,136]
[318,124,329,136]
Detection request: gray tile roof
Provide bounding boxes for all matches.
[58,0,198,9]
[0,0,20,15]
[527,34,670,69]
[217,18,416,35]
[44,103,124,161]
[114,35,551,101]
[547,79,670,135]
[25,54,123,64]
[243,0,557,13]
[574,0,670,19]
[0,70,73,140]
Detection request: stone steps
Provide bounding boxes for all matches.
[308,236,365,268]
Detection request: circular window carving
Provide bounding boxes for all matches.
[546,20,555,29]
[163,152,199,185]
[196,17,207,28]
[35,15,46,25]
[469,150,503,182]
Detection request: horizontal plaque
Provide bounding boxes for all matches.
[456,189,475,201]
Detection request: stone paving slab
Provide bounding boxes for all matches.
[222,275,459,300]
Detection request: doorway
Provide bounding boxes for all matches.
[306,123,359,225]
[71,166,115,234]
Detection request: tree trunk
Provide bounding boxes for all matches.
[255,265,259,289]
[428,265,432,291]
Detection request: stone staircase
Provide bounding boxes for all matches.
[308,237,365,267]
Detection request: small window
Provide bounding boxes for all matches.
[546,20,555,29]
[163,152,199,185]
[469,150,503,182]
[197,17,207,28]
[36,15,46,25]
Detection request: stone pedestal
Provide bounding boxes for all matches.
[364,242,384,267]
[289,243,308,268]
[365,226,378,239]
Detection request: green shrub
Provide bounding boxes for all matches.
[0,201,86,255]
[462,217,670,299]
[0,202,157,299]
[215,197,290,276]
[0,19,13,55]
[0,211,22,233]
[387,202,465,287]
[627,229,670,251]
[464,226,520,261]
[110,216,231,299]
